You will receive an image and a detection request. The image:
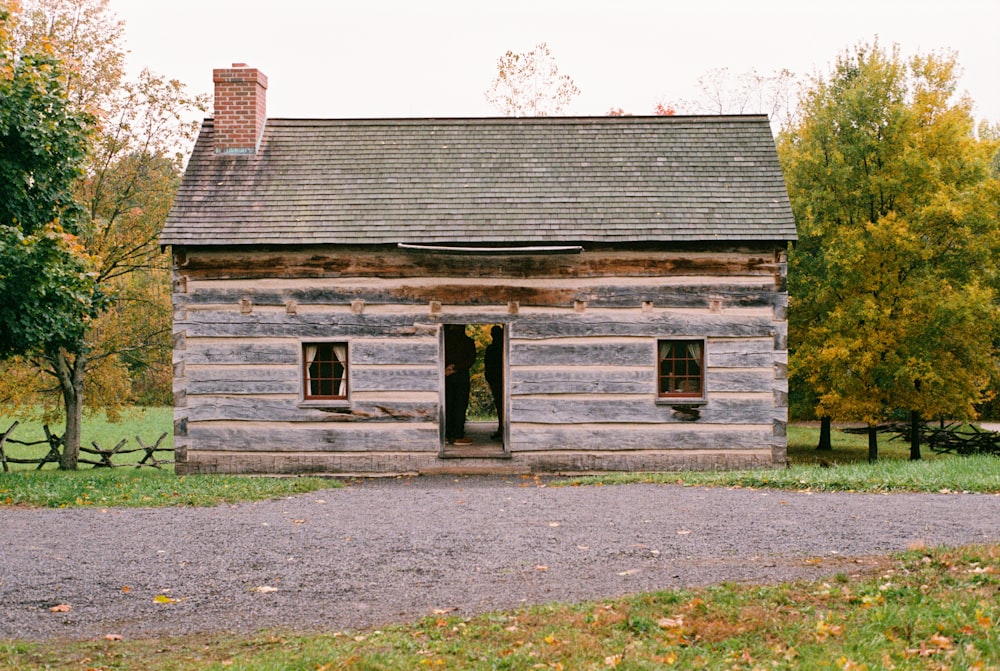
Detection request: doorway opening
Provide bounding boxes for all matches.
[441,323,508,458]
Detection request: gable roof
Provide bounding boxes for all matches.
[161,115,796,247]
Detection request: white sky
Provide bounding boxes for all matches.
[111,0,999,124]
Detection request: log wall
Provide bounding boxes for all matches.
[171,244,789,474]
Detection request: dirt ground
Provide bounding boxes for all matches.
[3,476,999,641]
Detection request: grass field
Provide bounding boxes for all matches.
[0,408,335,506]
[0,407,174,469]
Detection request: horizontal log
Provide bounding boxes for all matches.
[179,312,438,339]
[178,247,784,281]
[510,337,777,369]
[510,395,778,425]
[509,449,778,473]
[351,365,439,392]
[182,338,439,366]
[178,307,775,341]
[511,367,654,395]
[185,340,299,365]
[188,422,441,452]
[187,366,298,395]
[707,369,776,394]
[187,396,438,422]
[509,312,775,340]
[708,338,774,367]
[350,339,439,365]
[178,448,779,475]
[510,340,654,367]
[506,424,775,451]
[180,280,780,311]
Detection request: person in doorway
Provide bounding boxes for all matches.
[484,325,504,440]
[444,324,476,445]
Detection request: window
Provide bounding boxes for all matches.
[303,342,348,400]
[658,340,704,400]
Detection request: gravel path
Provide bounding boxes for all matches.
[3,476,1000,641]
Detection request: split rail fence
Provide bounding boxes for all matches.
[0,421,172,472]
[843,422,1000,456]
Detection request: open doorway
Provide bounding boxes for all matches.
[441,323,507,457]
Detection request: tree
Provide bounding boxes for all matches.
[485,42,580,117]
[660,67,797,131]
[779,40,1000,460]
[607,104,674,117]
[1,8,106,468]
[1,0,205,468]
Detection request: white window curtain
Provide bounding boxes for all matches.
[332,344,348,397]
[686,342,702,364]
[305,344,319,395]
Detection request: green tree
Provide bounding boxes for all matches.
[485,42,580,117]
[0,7,104,468]
[1,0,205,468]
[779,40,1000,460]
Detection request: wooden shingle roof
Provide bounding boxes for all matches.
[161,115,796,246]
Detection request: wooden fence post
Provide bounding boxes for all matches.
[0,421,18,473]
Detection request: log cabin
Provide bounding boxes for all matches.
[160,63,797,475]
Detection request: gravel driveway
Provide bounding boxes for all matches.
[3,476,999,641]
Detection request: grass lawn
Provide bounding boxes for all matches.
[0,408,335,507]
[0,407,174,469]
[561,423,1000,494]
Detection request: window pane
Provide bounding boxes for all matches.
[658,339,703,398]
[304,342,347,399]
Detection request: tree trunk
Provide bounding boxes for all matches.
[909,410,922,461]
[53,350,86,470]
[817,416,832,451]
[867,424,879,463]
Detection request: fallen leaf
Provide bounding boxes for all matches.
[928,633,953,650]
[104,634,123,641]
[432,607,457,615]
[250,585,279,593]
[121,586,131,593]
[291,519,306,525]
[153,595,178,604]
[617,569,639,576]
[657,616,684,628]
[549,522,560,527]
[676,529,691,535]
[49,604,72,613]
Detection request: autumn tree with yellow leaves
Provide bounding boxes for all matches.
[779,40,1000,460]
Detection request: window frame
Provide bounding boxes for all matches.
[300,340,350,406]
[655,338,706,404]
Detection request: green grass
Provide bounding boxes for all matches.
[3,543,998,670]
[0,407,174,469]
[561,424,1000,493]
[0,407,336,506]
[0,467,335,507]
[564,454,1000,493]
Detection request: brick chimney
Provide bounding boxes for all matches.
[212,63,268,154]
